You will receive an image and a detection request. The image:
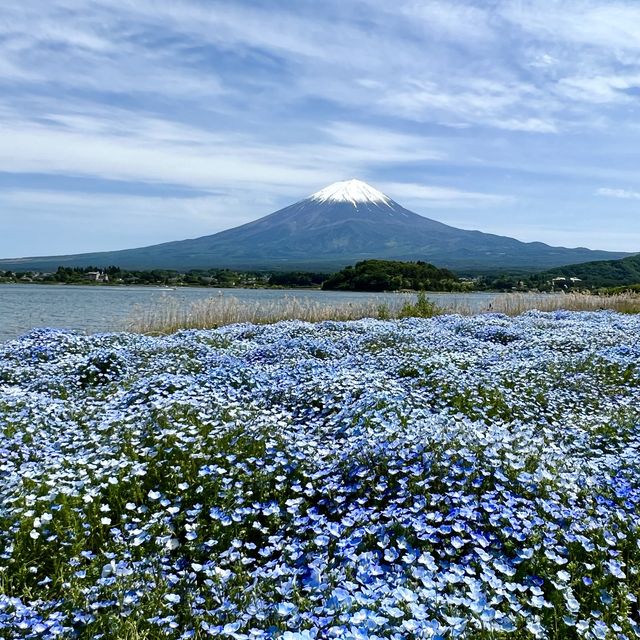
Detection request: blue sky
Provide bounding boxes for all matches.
[1,0,640,258]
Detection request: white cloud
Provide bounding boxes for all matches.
[320,122,444,163]
[376,77,560,133]
[0,122,322,190]
[494,118,558,133]
[3,0,634,136]
[0,3,226,98]
[387,0,496,44]
[503,2,640,53]
[558,74,640,104]
[597,187,640,200]
[0,100,445,194]
[381,182,515,208]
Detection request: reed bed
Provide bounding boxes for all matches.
[482,291,640,316]
[126,291,640,334]
[126,294,408,334]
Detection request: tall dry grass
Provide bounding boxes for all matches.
[126,291,640,334]
[480,291,640,316]
[127,294,408,334]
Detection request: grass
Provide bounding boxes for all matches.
[126,290,640,334]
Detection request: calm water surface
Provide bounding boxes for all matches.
[0,284,499,342]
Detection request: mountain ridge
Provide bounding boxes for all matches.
[539,253,640,288]
[0,179,631,272]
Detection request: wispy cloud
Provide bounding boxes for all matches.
[502,1,640,53]
[597,187,640,200]
[381,182,515,208]
[0,105,443,193]
[558,74,640,104]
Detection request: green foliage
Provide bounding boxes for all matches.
[321,259,460,292]
[77,351,125,388]
[6,252,640,293]
[0,266,332,289]
[537,253,640,289]
[603,283,640,294]
[267,271,327,287]
[472,274,530,291]
[466,253,640,292]
[376,303,391,320]
[398,292,442,318]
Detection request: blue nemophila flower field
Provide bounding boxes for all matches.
[1,312,639,639]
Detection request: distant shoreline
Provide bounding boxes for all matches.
[0,281,324,291]
[0,281,535,294]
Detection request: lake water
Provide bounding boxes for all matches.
[0,284,500,342]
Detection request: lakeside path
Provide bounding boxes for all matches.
[1,312,639,638]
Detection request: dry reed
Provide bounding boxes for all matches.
[126,291,640,335]
[127,294,407,335]
[479,291,640,316]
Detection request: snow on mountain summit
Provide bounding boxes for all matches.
[309,179,392,207]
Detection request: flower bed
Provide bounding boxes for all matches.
[1,311,639,639]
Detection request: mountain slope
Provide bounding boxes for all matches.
[0,179,630,272]
[539,253,640,288]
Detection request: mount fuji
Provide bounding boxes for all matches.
[0,179,629,273]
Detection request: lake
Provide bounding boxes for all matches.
[0,284,500,342]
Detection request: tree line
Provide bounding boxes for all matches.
[3,256,640,291]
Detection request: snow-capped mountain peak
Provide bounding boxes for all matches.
[309,179,392,207]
